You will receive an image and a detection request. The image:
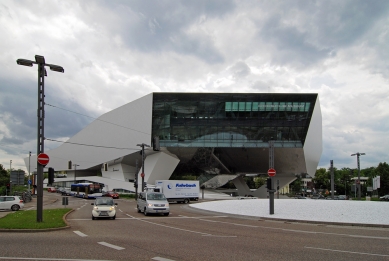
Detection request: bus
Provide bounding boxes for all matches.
[70,183,103,199]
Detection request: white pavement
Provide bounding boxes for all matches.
[192,190,389,226]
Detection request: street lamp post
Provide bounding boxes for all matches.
[17,55,64,222]
[9,160,12,195]
[137,143,150,192]
[74,164,80,183]
[28,152,31,191]
[351,152,365,200]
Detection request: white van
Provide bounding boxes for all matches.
[137,192,170,216]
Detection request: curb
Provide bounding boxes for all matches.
[187,205,389,228]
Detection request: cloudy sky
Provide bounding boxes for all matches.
[0,0,388,173]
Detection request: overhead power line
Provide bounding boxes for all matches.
[45,138,140,151]
[45,103,151,135]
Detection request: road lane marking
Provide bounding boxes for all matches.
[152,257,177,261]
[98,242,125,250]
[73,231,88,237]
[305,246,389,257]
[0,257,115,260]
[190,216,389,240]
[126,214,212,236]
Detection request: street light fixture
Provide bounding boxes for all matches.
[351,152,365,200]
[16,55,64,222]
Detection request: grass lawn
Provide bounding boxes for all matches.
[0,208,72,229]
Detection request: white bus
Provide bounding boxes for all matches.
[70,183,103,199]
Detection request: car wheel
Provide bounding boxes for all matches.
[11,205,20,211]
[184,198,189,204]
[144,208,148,216]
[137,205,141,213]
[164,213,169,216]
[112,215,116,220]
[92,215,96,220]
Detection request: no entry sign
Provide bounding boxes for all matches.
[268,168,276,177]
[37,153,50,166]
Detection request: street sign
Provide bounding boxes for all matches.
[28,179,32,185]
[11,170,26,185]
[37,153,50,165]
[268,168,276,177]
[140,173,145,178]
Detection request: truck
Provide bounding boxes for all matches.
[145,180,199,204]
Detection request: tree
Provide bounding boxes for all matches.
[376,162,389,196]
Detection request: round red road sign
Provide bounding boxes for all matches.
[37,153,50,165]
[140,173,145,178]
[268,168,276,177]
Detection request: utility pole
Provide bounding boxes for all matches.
[135,159,139,199]
[351,152,365,200]
[330,160,334,199]
[137,143,150,192]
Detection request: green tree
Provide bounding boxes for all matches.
[254,177,266,189]
[376,162,389,196]
[0,164,10,195]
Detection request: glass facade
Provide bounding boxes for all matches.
[152,93,317,148]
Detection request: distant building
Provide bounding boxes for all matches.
[24,92,322,197]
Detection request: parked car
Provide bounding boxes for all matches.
[47,187,56,193]
[0,196,24,211]
[102,191,119,199]
[91,197,117,220]
[56,187,65,194]
[379,195,389,201]
[311,195,325,199]
[137,192,170,216]
[61,189,72,196]
[337,195,348,200]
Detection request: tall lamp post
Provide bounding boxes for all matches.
[28,151,31,191]
[351,152,365,200]
[73,164,80,183]
[16,55,64,222]
[9,160,12,195]
[137,143,150,192]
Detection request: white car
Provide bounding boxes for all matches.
[0,196,24,211]
[91,198,117,220]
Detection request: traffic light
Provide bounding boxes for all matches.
[266,178,272,190]
[68,161,72,169]
[48,167,55,185]
[153,136,160,151]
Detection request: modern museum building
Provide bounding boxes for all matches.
[24,92,322,198]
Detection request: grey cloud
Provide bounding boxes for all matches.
[91,0,236,63]
[254,0,389,69]
[0,77,93,148]
[229,61,251,79]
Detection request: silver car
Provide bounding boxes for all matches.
[0,196,24,211]
[137,192,170,216]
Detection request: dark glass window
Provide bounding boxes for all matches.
[152,93,317,148]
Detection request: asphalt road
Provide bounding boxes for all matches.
[1,192,389,261]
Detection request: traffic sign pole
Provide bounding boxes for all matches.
[268,139,275,215]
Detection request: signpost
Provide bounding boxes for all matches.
[37,153,50,166]
[268,168,276,177]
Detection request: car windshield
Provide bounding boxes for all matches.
[95,198,114,206]
[147,193,166,200]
